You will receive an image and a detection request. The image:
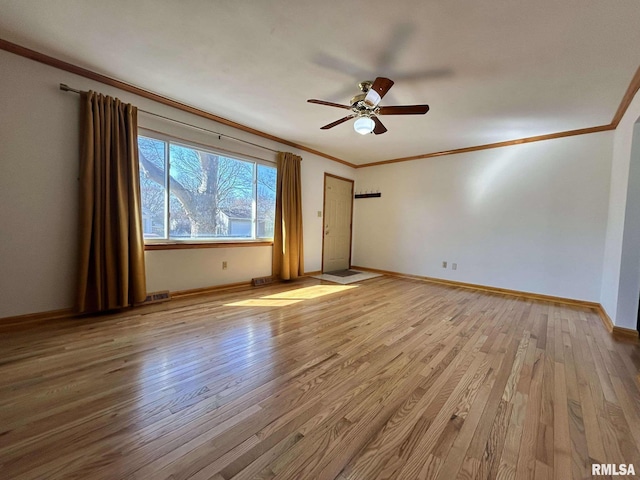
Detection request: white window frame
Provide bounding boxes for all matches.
[138,129,276,245]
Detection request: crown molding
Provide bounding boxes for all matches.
[2,38,638,169]
[354,124,615,168]
[611,65,640,128]
[0,38,356,168]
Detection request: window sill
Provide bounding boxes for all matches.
[145,241,274,251]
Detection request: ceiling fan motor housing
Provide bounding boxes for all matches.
[350,93,377,117]
[358,81,373,92]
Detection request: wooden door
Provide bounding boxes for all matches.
[322,174,354,272]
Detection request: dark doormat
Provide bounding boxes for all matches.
[325,269,361,277]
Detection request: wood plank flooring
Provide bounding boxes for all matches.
[1,276,639,479]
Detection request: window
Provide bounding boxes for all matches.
[138,133,276,242]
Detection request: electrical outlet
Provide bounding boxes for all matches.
[452,263,457,270]
[222,261,228,270]
[442,261,447,268]
[317,211,322,217]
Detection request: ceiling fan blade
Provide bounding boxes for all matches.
[378,104,430,115]
[372,117,387,135]
[364,77,395,108]
[321,115,356,130]
[307,99,352,109]
[371,77,395,98]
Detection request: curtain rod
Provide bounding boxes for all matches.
[59,83,280,154]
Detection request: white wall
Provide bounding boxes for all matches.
[353,132,613,302]
[600,93,640,328]
[145,247,272,293]
[615,123,640,329]
[0,50,354,318]
[600,84,640,328]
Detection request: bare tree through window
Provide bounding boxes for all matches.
[138,136,276,240]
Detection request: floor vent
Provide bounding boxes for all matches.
[142,290,171,304]
[252,276,274,287]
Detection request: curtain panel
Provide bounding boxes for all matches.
[76,91,147,313]
[273,152,304,280]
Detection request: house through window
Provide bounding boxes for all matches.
[138,133,276,242]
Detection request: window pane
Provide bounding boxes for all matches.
[169,192,190,237]
[218,156,254,238]
[138,136,167,238]
[169,144,254,239]
[138,133,276,243]
[257,164,276,238]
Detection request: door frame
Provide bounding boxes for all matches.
[321,173,355,273]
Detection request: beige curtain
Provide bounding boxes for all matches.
[273,152,304,280]
[76,91,147,313]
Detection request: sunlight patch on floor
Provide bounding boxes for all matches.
[225,284,358,307]
[263,285,358,299]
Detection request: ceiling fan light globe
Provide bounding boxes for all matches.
[354,117,375,135]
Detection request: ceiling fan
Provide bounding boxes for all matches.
[307,77,429,135]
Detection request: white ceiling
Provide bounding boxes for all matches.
[1,0,640,165]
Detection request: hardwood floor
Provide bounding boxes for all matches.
[1,276,639,479]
